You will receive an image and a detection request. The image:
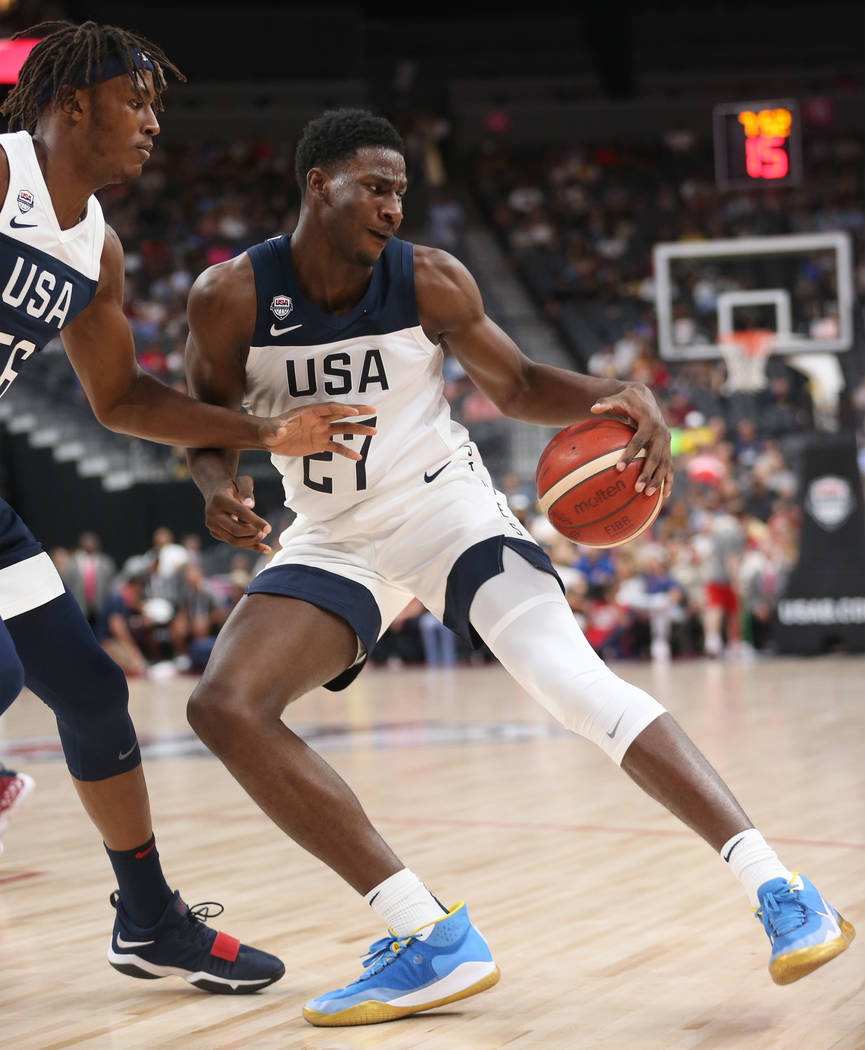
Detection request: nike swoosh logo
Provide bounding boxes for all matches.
[423,461,451,483]
[115,935,156,948]
[10,216,36,229]
[723,836,745,863]
[135,843,156,859]
[367,891,380,906]
[270,323,303,336]
[606,711,625,739]
[118,743,139,761]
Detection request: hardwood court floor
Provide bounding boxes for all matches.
[0,657,863,1050]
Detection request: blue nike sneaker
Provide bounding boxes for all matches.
[303,902,500,1026]
[108,890,285,994]
[755,873,855,985]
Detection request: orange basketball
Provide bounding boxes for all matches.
[535,420,664,548]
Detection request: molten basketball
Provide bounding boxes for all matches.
[536,420,664,547]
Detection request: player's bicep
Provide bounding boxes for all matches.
[184,326,243,409]
[417,246,531,410]
[184,266,253,410]
[442,313,531,410]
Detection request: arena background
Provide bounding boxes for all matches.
[0,0,862,667]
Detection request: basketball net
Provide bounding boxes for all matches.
[719,329,773,394]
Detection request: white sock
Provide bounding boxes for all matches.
[720,828,793,909]
[364,868,446,937]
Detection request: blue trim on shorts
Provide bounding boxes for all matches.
[245,565,381,691]
[443,536,564,648]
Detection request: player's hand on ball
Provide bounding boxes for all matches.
[590,382,673,498]
[204,474,273,554]
[260,403,377,461]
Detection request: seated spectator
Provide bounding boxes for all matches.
[97,573,155,677]
[170,564,222,668]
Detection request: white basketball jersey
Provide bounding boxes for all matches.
[243,235,469,522]
[0,131,105,397]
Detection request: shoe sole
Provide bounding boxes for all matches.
[303,961,501,1027]
[108,951,285,994]
[770,914,856,985]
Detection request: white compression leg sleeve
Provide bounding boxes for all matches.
[469,548,666,764]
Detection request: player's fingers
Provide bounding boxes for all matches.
[210,528,271,553]
[210,520,270,548]
[327,422,377,437]
[615,431,647,473]
[317,403,376,419]
[212,511,271,540]
[328,441,363,461]
[222,509,270,535]
[636,443,670,496]
[214,497,270,532]
[233,475,256,509]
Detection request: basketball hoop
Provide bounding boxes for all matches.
[719,329,774,393]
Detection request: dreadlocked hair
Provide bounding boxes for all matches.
[1,21,185,133]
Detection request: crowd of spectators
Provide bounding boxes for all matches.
[473,129,864,378]
[51,527,259,678]
[49,524,474,679]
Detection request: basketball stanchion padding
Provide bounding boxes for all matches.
[536,420,664,547]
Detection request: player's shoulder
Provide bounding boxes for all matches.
[412,243,470,286]
[189,252,254,308]
[412,242,482,329]
[188,252,256,333]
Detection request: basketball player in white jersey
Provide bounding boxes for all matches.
[0,23,374,992]
[184,109,854,1025]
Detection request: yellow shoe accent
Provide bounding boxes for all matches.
[302,965,501,1027]
[769,914,856,985]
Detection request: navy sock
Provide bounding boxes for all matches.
[105,834,173,927]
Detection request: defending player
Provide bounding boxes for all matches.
[184,109,854,1024]
[0,24,374,992]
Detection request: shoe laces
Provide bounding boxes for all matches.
[110,892,225,939]
[357,932,415,980]
[756,878,808,938]
[182,900,225,942]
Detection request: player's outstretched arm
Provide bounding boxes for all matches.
[61,229,374,456]
[414,245,672,498]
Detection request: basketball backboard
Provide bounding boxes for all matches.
[653,231,853,362]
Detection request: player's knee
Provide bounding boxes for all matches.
[0,655,25,713]
[187,679,257,751]
[529,659,665,762]
[88,648,130,709]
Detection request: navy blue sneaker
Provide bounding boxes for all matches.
[303,902,499,1026]
[756,873,855,985]
[108,890,285,994]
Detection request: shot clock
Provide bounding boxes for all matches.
[713,99,802,189]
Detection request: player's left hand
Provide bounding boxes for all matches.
[590,382,673,498]
[259,402,377,459]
